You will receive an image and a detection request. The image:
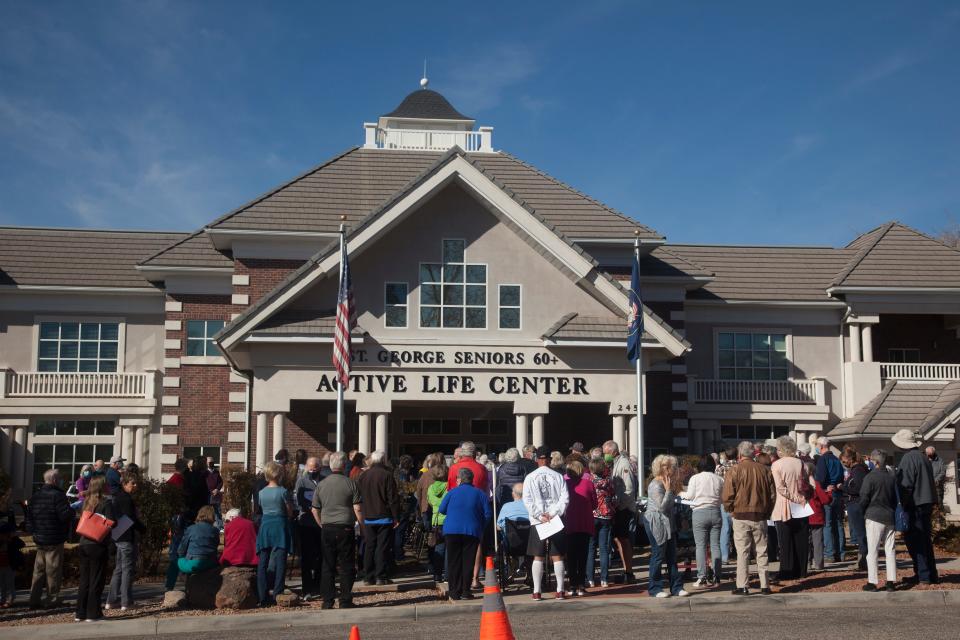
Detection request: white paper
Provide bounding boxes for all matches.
[111,515,134,541]
[790,502,814,519]
[534,516,564,539]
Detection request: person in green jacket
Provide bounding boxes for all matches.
[426,463,449,582]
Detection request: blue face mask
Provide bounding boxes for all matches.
[82,471,92,479]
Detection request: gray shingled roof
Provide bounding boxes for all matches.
[139,230,233,269]
[668,244,853,301]
[250,309,365,337]
[199,148,662,241]
[605,246,714,281]
[382,89,473,121]
[830,222,960,289]
[0,226,186,289]
[827,380,960,440]
[542,312,656,342]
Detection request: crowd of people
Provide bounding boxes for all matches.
[0,425,947,617]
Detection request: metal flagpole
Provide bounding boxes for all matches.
[336,220,345,452]
[634,231,645,497]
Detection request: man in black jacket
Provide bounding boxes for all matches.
[27,468,74,608]
[356,450,400,585]
[892,429,939,585]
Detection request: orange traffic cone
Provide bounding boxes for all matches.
[348,625,360,640]
[479,556,515,640]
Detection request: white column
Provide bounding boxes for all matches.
[11,426,26,494]
[515,414,529,449]
[255,413,268,470]
[531,415,545,447]
[272,413,285,457]
[628,416,639,459]
[0,427,12,475]
[122,426,135,463]
[862,324,874,363]
[849,323,862,363]
[134,426,147,468]
[612,415,626,449]
[374,413,388,453]
[358,413,372,455]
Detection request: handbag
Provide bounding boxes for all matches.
[76,509,116,543]
[893,479,909,533]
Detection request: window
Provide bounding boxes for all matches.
[32,442,114,490]
[384,283,408,328]
[470,419,509,435]
[887,348,920,363]
[183,446,221,464]
[719,424,790,442]
[419,239,487,328]
[35,419,115,436]
[401,418,460,435]
[38,321,119,372]
[718,331,788,380]
[186,320,225,356]
[498,285,521,330]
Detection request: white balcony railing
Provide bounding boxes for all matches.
[364,124,494,152]
[2,371,153,398]
[879,362,960,381]
[691,378,822,404]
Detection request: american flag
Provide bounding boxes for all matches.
[333,236,356,387]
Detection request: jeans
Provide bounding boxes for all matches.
[865,519,896,585]
[107,541,137,607]
[692,507,722,582]
[904,504,939,583]
[731,518,769,589]
[363,523,393,581]
[822,502,843,559]
[76,544,107,620]
[165,529,184,591]
[257,547,288,604]
[321,524,356,606]
[29,544,64,606]
[430,526,447,580]
[810,524,824,569]
[298,524,323,595]
[846,502,867,563]
[719,509,732,563]
[642,519,682,596]
[586,518,612,583]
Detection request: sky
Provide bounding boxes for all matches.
[1,1,958,246]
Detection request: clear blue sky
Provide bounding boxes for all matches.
[1,1,958,245]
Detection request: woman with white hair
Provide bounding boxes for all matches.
[771,436,809,580]
[642,455,688,598]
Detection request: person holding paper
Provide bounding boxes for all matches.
[771,436,810,580]
[522,445,570,601]
[105,471,146,611]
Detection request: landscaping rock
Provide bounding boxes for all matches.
[185,566,223,609]
[275,590,300,607]
[162,590,187,609]
[216,565,258,610]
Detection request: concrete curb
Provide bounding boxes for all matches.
[2,590,952,640]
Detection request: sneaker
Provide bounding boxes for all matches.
[654,592,670,598]
[862,583,878,592]
[531,592,542,601]
[585,580,594,588]
[694,577,709,588]
[120,606,129,612]
[676,590,690,597]
[555,591,566,600]
[564,590,575,597]
[103,603,112,611]
[74,617,82,622]
[600,581,609,588]
[576,589,586,597]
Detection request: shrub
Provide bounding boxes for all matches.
[135,478,184,574]
[221,464,256,518]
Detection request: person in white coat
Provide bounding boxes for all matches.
[522,445,570,601]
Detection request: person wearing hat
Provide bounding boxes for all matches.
[521,445,570,601]
[106,455,125,495]
[892,429,940,585]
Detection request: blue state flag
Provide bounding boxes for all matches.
[627,253,644,363]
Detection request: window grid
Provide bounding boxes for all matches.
[498,284,521,330]
[384,282,408,328]
[419,239,487,329]
[35,419,115,437]
[887,348,920,363]
[186,320,225,357]
[469,419,509,435]
[718,331,788,380]
[38,321,119,372]
[719,424,790,442]
[32,442,114,490]
[183,446,221,464]
[401,418,461,435]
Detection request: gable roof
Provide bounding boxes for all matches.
[827,380,960,441]
[829,221,960,289]
[249,309,365,338]
[381,89,473,121]
[138,229,233,269]
[215,148,688,357]
[668,244,852,302]
[0,226,186,289]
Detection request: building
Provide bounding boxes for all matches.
[1,81,958,516]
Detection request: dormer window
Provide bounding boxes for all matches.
[419,239,487,329]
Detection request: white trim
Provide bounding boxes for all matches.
[165,301,182,312]
[136,265,233,274]
[569,237,664,245]
[0,285,160,295]
[180,355,228,366]
[497,284,522,331]
[161,395,179,407]
[685,299,846,308]
[164,320,182,331]
[164,339,181,350]
[712,327,795,380]
[227,451,246,463]
[383,281,409,329]
[228,411,246,423]
[163,357,181,369]
[243,335,366,344]
[828,286,960,294]
[206,228,340,238]
[541,339,633,348]
[33,316,127,374]
[162,377,180,388]
[229,391,247,404]
[232,274,250,286]
[416,239,488,331]
[161,414,178,426]
[232,294,250,306]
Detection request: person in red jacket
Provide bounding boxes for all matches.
[803,461,832,571]
[220,509,258,567]
[447,441,488,491]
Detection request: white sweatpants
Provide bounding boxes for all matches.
[865,518,896,585]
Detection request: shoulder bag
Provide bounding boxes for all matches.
[76,509,116,543]
[893,478,909,533]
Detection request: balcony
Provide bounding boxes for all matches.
[879,362,960,381]
[0,369,158,415]
[691,378,824,404]
[363,124,493,152]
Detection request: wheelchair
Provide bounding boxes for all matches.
[496,517,532,591]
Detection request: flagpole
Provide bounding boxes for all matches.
[336,218,345,453]
[634,230,645,498]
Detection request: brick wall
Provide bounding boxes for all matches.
[234,258,306,305]
[644,299,690,454]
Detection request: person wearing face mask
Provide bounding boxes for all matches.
[75,465,93,497]
[295,456,324,601]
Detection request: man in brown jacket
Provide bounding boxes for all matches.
[722,441,776,595]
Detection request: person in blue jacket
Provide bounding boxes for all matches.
[439,467,491,601]
[815,437,846,562]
